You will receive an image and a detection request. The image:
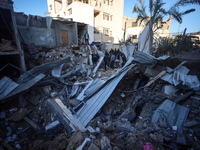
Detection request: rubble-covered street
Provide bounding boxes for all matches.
[1,43,200,149]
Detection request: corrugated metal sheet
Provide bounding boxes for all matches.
[133,51,157,68]
[75,58,135,127]
[17,57,70,84]
[2,74,45,100]
[0,76,19,100]
[133,51,170,68]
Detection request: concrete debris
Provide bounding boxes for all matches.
[101,136,112,150]
[161,63,200,90]
[0,8,200,149]
[9,108,28,121]
[88,143,100,150]
[152,100,190,133]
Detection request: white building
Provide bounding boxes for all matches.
[47,0,124,44]
[123,16,172,43]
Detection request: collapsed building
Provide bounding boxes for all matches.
[0,1,200,150]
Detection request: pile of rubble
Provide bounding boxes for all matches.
[0,44,200,150]
[0,39,17,52]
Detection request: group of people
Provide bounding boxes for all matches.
[104,49,126,70]
[83,31,127,70]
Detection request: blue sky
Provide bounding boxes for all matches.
[13,0,200,34]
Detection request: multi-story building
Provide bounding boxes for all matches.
[47,0,124,44]
[122,16,172,43]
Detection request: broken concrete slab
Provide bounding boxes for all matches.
[152,100,190,133]
[88,143,100,150]
[163,85,179,98]
[10,108,28,121]
[101,136,112,150]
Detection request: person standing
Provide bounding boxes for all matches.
[110,50,115,69]
[120,52,126,67]
[104,51,110,71]
[84,31,90,45]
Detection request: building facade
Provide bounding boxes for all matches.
[47,0,124,44]
[122,16,172,43]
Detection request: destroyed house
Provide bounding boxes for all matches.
[14,13,88,47]
[0,0,26,77]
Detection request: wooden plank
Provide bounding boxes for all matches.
[55,99,86,132]
[144,70,166,87]
[61,30,68,46]
[23,117,38,130]
[175,91,194,103]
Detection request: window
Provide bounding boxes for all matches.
[110,31,112,36]
[110,15,113,21]
[49,5,52,10]
[103,13,109,21]
[110,0,113,6]
[132,35,137,39]
[103,28,109,36]
[68,8,72,15]
[104,0,109,5]
[132,22,137,27]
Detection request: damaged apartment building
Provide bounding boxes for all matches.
[47,0,124,43]
[15,12,88,47]
[0,0,89,77]
[0,0,26,78]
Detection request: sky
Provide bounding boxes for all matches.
[12,0,200,34]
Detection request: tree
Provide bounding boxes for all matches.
[133,0,200,54]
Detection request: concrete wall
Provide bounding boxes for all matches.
[68,2,94,43]
[54,22,77,46]
[15,13,78,47]
[18,26,56,47]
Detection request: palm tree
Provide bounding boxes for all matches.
[133,0,200,54]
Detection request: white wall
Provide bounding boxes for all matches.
[67,2,94,43]
[126,27,143,40]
